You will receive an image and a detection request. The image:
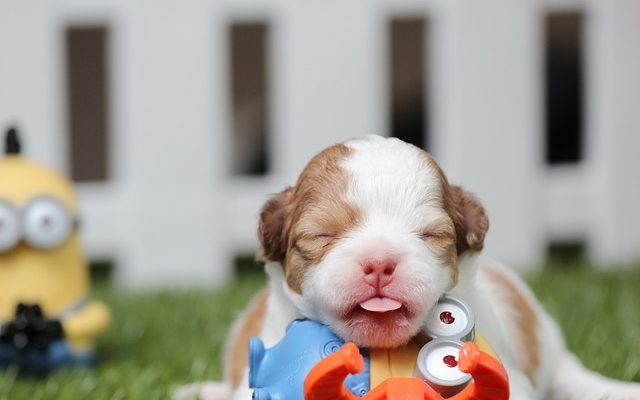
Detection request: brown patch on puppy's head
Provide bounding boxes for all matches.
[257,144,359,293]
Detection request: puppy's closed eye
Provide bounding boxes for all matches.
[309,233,336,240]
[419,230,454,241]
[417,219,456,242]
[293,231,337,253]
[296,233,336,248]
[290,234,338,266]
[419,231,439,240]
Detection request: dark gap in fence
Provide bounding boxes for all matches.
[229,22,270,176]
[545,241,588,268]
[545,12,584,165]
[234,253,267,280]
[89,258,114,284]
[66,26,110,182]
[389,17,429,151]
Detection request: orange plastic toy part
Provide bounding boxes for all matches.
[304,342,509,400]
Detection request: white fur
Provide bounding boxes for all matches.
[182,136,640,400]
[174,382,231,400]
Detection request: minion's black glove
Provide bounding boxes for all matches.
[0,303,64,353]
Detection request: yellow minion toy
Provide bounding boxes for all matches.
[0,127,110,372]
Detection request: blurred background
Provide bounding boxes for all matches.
[1,0,640,287]
[1,0,639,397]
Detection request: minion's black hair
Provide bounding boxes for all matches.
[5,127,21,155]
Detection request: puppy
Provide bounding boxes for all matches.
[179,135,640,400]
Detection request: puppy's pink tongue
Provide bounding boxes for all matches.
[359,297,402,313]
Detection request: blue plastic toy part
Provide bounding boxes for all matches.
[249,319,371,399]
[0,340,94,374]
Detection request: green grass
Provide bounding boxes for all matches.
[0,274,267,400]
[1,264,639,399]
[528,263,640,382]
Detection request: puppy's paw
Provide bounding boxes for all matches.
[173,381,231,400]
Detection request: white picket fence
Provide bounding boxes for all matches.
[1,0,639,288]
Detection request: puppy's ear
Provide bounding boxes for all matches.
[448,186,489,254]
[257,187,294,263]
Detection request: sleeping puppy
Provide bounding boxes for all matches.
[179,135,640,400]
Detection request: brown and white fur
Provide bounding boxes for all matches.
[177,136,640,400]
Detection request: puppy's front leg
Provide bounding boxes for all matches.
[508,370,537,400]
[231,373,253,400]
[173,381,231,400]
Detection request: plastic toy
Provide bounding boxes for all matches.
[249,320,371,399]
[304,341,509,400]
[0,127,111,373]
[249,295,509,399]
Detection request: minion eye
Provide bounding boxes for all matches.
[0,200,21,253]
[22,197,74,250]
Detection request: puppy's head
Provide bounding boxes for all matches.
[258,136,488,348]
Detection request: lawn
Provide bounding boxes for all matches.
[1,262,639,399]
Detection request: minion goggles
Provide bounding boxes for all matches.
[0,196,79,253]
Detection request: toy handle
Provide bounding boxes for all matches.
[304,342,364,400]
[304,341,509,400]
[447,342,510,400]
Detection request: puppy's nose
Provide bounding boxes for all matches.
[361,258,397,288]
